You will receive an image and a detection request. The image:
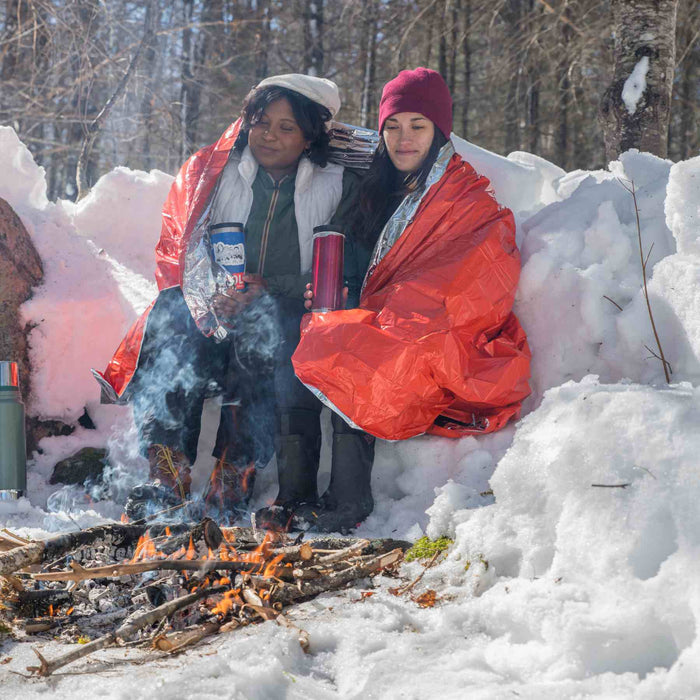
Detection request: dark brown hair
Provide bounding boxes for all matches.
[233,85,331,166]
[352,128,447,249]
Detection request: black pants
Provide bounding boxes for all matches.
[128,287,368,473]
[129,287,281,468]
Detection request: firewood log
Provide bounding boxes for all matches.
[0,523,146,577]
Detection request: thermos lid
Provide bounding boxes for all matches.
[209,222,245,231]
[0,361,19,389]
[312,224,344,236]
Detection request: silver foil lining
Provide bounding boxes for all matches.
[363,141,455,289]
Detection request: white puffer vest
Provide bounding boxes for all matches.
[210,146,345,273]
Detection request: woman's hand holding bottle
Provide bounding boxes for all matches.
[304,282,348,310]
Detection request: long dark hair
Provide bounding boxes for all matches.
[233,85,332,166]
[352,128,448,249]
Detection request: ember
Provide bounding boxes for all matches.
[0,521,409,677]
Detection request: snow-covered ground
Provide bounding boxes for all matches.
[1,124,700,698]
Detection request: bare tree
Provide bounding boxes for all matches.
[0,0,696,201]
[302,0,324,76]
[669,0,699,160]
[75,0,156,199]
[359,0,378,128]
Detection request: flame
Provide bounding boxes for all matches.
[165,526,171,537]
[120,513,129,524]
[211,589,238,617]
[66,607,74,616]
[241,464,255,494]
[131,532,163,562]
[262,553,285,578]
[185,535,196,560]
[241,532,273,565]
[219,530,244,562]
[49,604,54,617]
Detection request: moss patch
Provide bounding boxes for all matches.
[405,536,454,562]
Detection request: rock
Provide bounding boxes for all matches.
[0,198,43,452]
[0,198,43,385]
[50,447,107,486]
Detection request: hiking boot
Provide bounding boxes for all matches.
[300,424,375,534]
[255,434,320,531]
[255,411,321,531]
[203,458,256,523]
[124,444,192,521]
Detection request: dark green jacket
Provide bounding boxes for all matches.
[244,166,364,302]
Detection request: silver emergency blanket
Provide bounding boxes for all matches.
[363,141,455,287]
[327,122,380,169]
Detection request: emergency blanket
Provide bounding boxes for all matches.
[94,121,242,399]
[292,151,531,440]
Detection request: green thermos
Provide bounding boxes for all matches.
[0,361,26,497]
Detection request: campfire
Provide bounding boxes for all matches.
[0,520,408,676]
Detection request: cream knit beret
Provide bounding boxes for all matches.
[255,73,341,120]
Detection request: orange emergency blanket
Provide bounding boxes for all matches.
[95,121,242,399]
[292,152,531,440]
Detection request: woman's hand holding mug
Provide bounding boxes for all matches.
[304,282,348,311]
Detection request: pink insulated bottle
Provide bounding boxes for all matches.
[311,226,345,312]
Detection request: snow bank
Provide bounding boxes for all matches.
[2,124,700,696]
[452,134,565,225]
[0,127,168,424]
[0,127,48,212]
[424,377,700,691]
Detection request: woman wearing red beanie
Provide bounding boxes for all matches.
[292,67,532,533]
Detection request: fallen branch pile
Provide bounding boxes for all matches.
[0,520,408,677]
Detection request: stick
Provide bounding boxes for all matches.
[591,483,631,489]
[154,620,221,653]
[315,539,370,565]
[219,526,267,548]
[32,558,294,582]
[618,178,672,383]
[27,585,224,676]
[267,542,315,563]
[603,295,623,311]
[276,613,310,653]
[0,529,31,552]
[147,518,223,555]
[392,551,441,597]
[28,633,117,677]
[8,588,73,618]
[256,548,405,605]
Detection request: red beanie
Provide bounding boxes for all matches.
[378,67,453,139]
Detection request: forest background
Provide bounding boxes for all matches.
[0,0,698,202]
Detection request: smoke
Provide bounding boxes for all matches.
[96,289,284,522]
[229,292,283,372]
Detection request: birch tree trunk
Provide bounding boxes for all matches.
[302,0,324,76]
[600,0,679,160]
[503,0,522,154]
